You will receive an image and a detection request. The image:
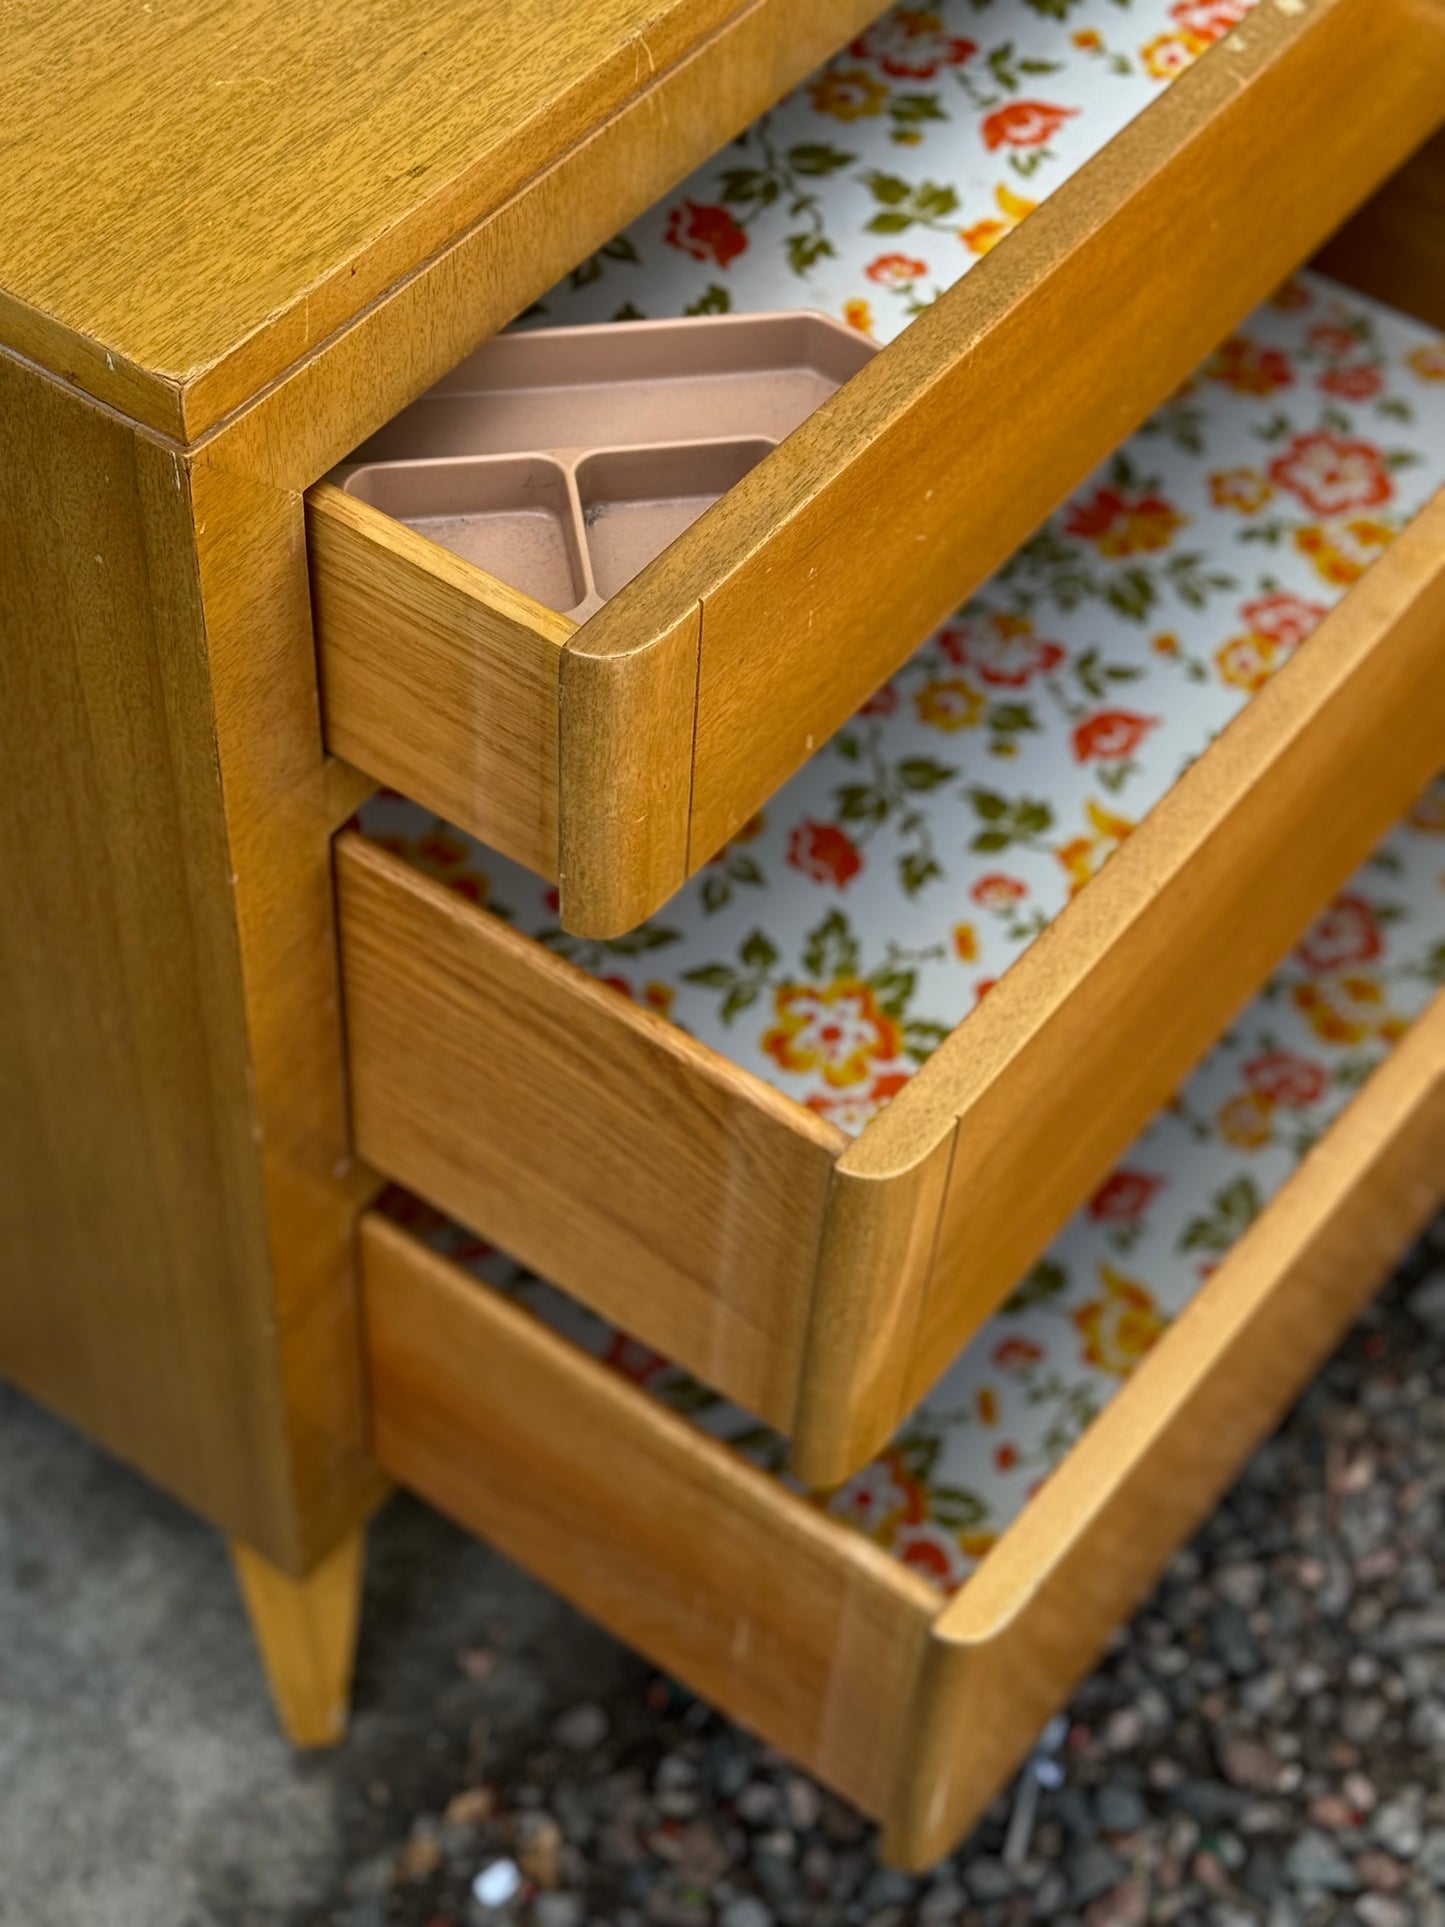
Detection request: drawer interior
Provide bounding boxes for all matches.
[379,765,1445,1593]
[335,0,1259,617]
[356,271,1445,1139]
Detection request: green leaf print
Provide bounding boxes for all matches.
[804,909,861,982]
[1180,1176,1263,1255]
[1004,1258,1068,1313]
[684,285,732,315]
[967,787,1054,852]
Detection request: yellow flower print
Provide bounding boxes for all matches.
[1140,29,1208,80]
[1072,28,1103,50]
[1292,975,1408,1048]
[763,979,903,1089]
[1210,467,1275,514]
[1218,1090,1274,1150]
[952,922,979,962]
[914,676,986,731]
[1152,632,1180,657]
[844,297,875,336]
[1057,798,1136,896]
[1073,1265,1166,1376]
[1407,341,1445,383]
[1294,517,1394,588]
[960,183,1038,256]
[1214,632,1280,694]
[808,67,888,121]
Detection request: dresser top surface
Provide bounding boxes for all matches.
[1,0,746,435]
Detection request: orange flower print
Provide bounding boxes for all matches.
[1309,322,1362,360]
[971,872,1027,908]
[1172,0,1252,34]
[914,676,985,731]
[1214,632,1280,694]
[1208,335,1294,396]
[1293,976,1405,1048]
[893,1521,969,1588]
[960,183,1038,256]
[1272,278,1313,311]
[665,200,747,268]
[1073,28,1103,50]
[976,1386,998,1425]
[642,982,677,1019]
[851,10,977,79]
[805,1071,911,1133]
[938,611,1064,686]
[866,252,928,287]
[1407,341,1445,382]
[1218,1090,1275,1150]
[1244,1048,1328,1107]
[787,819,863,888]
[763,979,902,1089]
[982,99,1077,151]
[1058,799,1136,894]
[808,68,888,121]
[994,1442,1019,1472]
[1294,517,1394,587]
[844,297,875,337]
[1072,709,1159,764]
[1140,30,1208,80]
[1210,468,1274,514]
[1297,892,1385,973]
[1319,364,1384,402]
[1088,1168,1165,1224]
[831,1447,926,1539]
[1240,591,1329,648]
[1268,430,1394,518]
[1065,484,1185,557]
[1073,1265,1166,1376]
[952,922,979,962]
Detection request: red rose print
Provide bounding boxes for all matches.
[860,680,899,716]
[1088,1169,1166,1223]
[994,1443,1019,1472]
[1171,0,1251,37]
[993,1336,1044,1371]
[1209,335,1294,397]
[982,100,1077,152]
[939,617,1066,686]
[1297,893,1385,973]
[1268,430,1394,518]
[852,10,977,79]
[866,252,928,286]
[1065,486,1185,557]
[1319,364,1385,402]
[1072,709,1160,763]
[1309,323,1361,359]
[971,872,1028,908]
[1243,1049,1328,1107]
[787,819,863,887]
[1240,591,1329,648]
[665,200,748,268]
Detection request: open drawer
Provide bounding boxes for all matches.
[339,272,1445,1483]
[309,0,1445,936]
[362,790,1445,1865]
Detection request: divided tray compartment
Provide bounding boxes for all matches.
[361,777,1445,1865]
[331,313,872,622]
[307,0,1445,935]
[337,272,1445,1488]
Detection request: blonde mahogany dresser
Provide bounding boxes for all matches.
[4,0,1445,1850]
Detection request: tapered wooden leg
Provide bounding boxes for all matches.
[231,1528,365,1747]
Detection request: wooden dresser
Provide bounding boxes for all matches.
[4,0,1445,1866]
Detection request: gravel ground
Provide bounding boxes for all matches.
[313,1225,1445,1927]
[3,1226,1443,1927]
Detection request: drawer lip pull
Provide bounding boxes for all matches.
[309,0,1445,932]
[361,974,1445,1864]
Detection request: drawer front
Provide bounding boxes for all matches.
[311,0,1445,935]
[339,484,1445,1476]
[362,984,1445,1864]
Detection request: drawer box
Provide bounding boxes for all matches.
[310,0,1445,936]
[362,800,1445,1864]
[339,273,1445,1484]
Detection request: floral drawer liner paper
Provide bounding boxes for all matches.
[390,770,1445,1595]
[523,0,1262,343]
[358,275,1445,1137]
